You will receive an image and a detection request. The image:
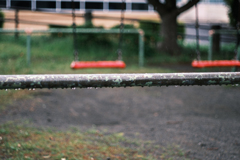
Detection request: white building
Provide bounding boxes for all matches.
[0,0,225,12]
[0,0,229,23]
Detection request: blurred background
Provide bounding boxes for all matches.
[0,0,238,74]
[1,1,240,160]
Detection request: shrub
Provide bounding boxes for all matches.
[138,20,185,57]
[138,21,160,57]
[111,24,139,56]
[224,0,237,27]
[49,24,69,37]
[0,9,4,28]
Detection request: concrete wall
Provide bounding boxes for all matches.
[178,3,229,24]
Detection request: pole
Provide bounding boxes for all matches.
[237,44,240,60]
[25,29,32,66]
[26,35,31,66]
[195,3,200,60]
[71,0,78,61]
[0,72,240,90]
[139,29,144,67]
[117,0,125,61]
[208,30,213,61]
[232,0,240,71]
[15,9,19,39]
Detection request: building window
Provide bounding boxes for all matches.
[61,2,80,9]
[11,0,31,9]
[37,1,56,9]
[209,0,224,3]
[0,0,6,8]
[132,3,148,10]
[85,2,103,10]
[109,2,126,10]
[201,0,224,3]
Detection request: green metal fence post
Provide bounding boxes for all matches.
[25,29,32,66]
[237,43,240,60]
[138,29,144,67]
[208,30,213,61]
[232,45,240,72]
[26,35,31,66]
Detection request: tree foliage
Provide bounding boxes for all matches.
[224,0,239,27]
[147,0,200,18]
[0,9,4,28]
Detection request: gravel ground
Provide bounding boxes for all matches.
[0,67,240,159]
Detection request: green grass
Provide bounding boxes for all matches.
[145,41,237,65]
[0,34,171,75]
[0,34,236,108]
[0,122,190,160]
[0,34,173,110]
[0,34,236,74]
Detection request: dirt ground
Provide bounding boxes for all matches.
[0,66,240,160]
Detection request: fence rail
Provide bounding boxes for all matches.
[0,28,141,34]
[0,72,240,90]
[0,28,145,67]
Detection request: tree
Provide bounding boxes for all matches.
[147,0,200,55]
[0,9,4,28]
[224,0,239,27]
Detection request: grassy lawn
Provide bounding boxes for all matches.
[1,121,155,160]
[0,34,175,75]
[0,122,189,160]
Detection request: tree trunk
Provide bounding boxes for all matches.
[211,25,221,53]
[158,14,180,55]
[147,0,200,55]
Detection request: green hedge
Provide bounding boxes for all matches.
[0,9,4,28]
[138,20,185,40]
[110,24,139,55]
[49,24,69,37]
[47,21,185,57]
[138,20,185,56]
[48,24,114,50]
